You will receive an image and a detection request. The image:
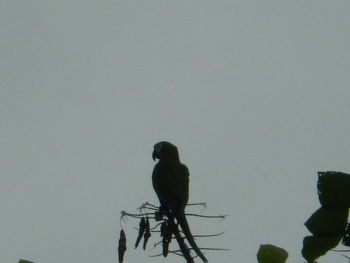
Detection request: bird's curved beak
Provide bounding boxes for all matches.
[152,150,159,161]
[152,150,158,161]
[153,144,161,161]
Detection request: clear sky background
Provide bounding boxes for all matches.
[1,1,350,263]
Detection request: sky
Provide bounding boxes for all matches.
[1,1,350,263]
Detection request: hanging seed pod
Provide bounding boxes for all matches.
[118,229,127,263]
[161,221,170,257]
[135,217,146,248]
[143,216,151,250]
[164,220,173,243]
[162,236,170,257]
[161,221,167,237]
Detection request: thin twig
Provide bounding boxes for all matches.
[171,247,230,252]
[121,211,155,219]
[133,227,161,233]
[150,246,229,258]
[139,202,159,209]
[197,247,230,251]
[152,240,163,248]
[138,202,159,211]
[140,201,206,209]
[193,231,226,238]
[152,231,225,248]
[187,202,207,207]
[185,213,227,219]
[122,210,226,220]
[149,251,187,258]
[134,222,163,231]
[150,250,199,258]
[150,222,163,230]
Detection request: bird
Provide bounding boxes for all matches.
[152,141,208,263]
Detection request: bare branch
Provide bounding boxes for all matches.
[193,231,226,238]
[120,201,227,263]
[170,247,230,252]
[185,213,228,220]
[121,211,155,219]
[138,202,159,211]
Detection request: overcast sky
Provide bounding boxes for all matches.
[1,1,350,263]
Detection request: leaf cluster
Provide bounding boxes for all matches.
[302,171,350,262]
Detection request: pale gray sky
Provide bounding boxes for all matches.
[1,1,350,263]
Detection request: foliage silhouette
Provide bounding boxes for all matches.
[257,244,288,263]
[305,207,348,236]
[302,235,343,262]
[318,171,350,209]
[302,171,350,262]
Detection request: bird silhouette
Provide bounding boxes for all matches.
[152,141,208,263]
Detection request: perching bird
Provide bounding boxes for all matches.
[152,141,208,263]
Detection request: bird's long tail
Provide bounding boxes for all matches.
[176,213,208,263]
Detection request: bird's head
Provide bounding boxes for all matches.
[152,141,179,162]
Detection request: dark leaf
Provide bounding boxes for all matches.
[302,235,342,263]
[305,207,348,236]
[318,171,350,209]
[257,244,288,263]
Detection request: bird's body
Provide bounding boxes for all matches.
[152,161,189,213]
[152,141,208,263]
